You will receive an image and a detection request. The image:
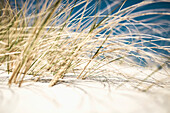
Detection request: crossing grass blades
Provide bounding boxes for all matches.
[0,0,169,91]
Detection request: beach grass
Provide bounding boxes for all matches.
[0,0,169,90]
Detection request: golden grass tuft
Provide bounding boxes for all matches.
[0,0,169,90]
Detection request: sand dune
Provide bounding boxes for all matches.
[0,69,170,113]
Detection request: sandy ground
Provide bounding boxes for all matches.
[0,67,170,113]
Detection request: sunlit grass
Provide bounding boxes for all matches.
[0,0,169,90]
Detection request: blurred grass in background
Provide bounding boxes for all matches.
[0,0,169,89]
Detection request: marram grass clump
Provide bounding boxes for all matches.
[0,0,169,90]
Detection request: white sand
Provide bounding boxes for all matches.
[0,67,170,113]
